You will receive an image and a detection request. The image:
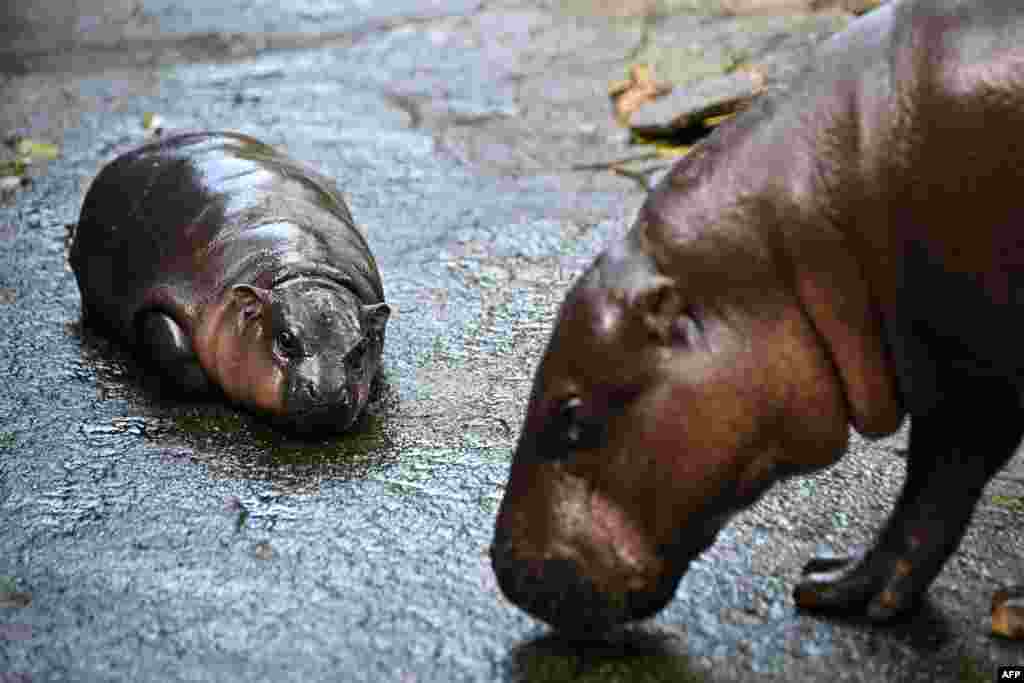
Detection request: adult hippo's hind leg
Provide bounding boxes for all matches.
[794,377,1022,622]
[137,311,213,395]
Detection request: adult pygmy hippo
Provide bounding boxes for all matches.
[491,0,1024,635]
[70,131,389,434]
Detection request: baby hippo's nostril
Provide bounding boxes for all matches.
[305,380,320,401]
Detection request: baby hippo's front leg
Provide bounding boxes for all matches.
[138,311,213,395]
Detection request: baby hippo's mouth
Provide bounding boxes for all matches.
[274,406,354,436]
[273,385,368,436]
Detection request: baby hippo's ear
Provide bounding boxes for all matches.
[229,284,272,321]
[361,302,391,336]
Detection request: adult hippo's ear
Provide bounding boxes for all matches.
[229,284,271,322]
[629,276,703,348]
[360,302,390,337]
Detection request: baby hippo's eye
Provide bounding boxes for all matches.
[276,329,301,357]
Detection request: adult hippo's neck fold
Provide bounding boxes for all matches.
[637,63,906,439]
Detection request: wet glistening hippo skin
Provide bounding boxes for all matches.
[491,0,1024,635]
[70,131,389,435]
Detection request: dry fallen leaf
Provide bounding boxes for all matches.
[142,112,164,133]
[731,62,768,92]
[992,586,1024,639]
[0,160,27,178]
[608,64,673,126]
[0,589,32,608]
[254,541,275,561]
[15,138,59,161]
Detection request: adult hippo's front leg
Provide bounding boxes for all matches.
[797,379,1022,619]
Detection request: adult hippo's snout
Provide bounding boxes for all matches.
[489,403,738,634]
[489,447,730,635]
[489,524,686,636]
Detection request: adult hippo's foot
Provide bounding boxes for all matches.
[795,380,1023,623]
[992,587,1024,640]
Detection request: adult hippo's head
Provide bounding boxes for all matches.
[489,224,856,635]
[198,275,389,435]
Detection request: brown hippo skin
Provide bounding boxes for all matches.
[70,131,389,434]
[491,0,1024,635]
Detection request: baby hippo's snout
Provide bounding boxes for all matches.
[282,362,363,434]
[296,360,349,406]
[300,378,351,412]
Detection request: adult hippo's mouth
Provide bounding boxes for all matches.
[489,515,727,635]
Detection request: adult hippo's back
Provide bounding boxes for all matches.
[491,0,1024,636]
[70,131,389,434]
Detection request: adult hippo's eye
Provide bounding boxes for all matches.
[558,396,605,451]
[276,329,302,358]
[561,398,583,446]
[671,305,706,348]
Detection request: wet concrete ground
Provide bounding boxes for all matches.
[1,1,1022,681]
